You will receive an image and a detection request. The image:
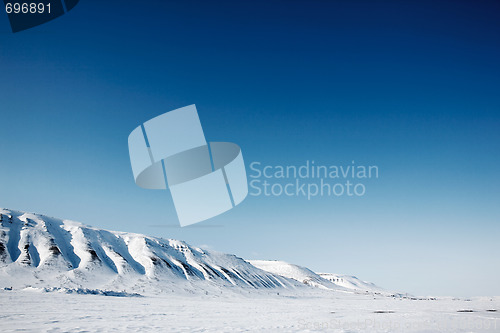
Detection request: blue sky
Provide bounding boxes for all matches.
[0,0,499,297]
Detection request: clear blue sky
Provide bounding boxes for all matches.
[0,0,499,297]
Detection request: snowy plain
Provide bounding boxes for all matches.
[1,289,499,332]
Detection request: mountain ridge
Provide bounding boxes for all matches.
[0,207,393,296]
[0,208,298,293]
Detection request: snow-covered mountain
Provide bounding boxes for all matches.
[318,272,386,293]
[0,207,392,296]
[248,260,343,290]
[249,260,397,296]
[0,208,298,293]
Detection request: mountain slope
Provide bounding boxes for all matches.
[248,260,343,291]
[318,272,386,293]
[0,208,297,293]
[249,260,396,296]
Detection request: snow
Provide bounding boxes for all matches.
[318,273,389,294]
[249,260,398,296]
[0,208,297,292]
[1,289,499,332]
[1,207,499,332]
[248,259,342,291]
